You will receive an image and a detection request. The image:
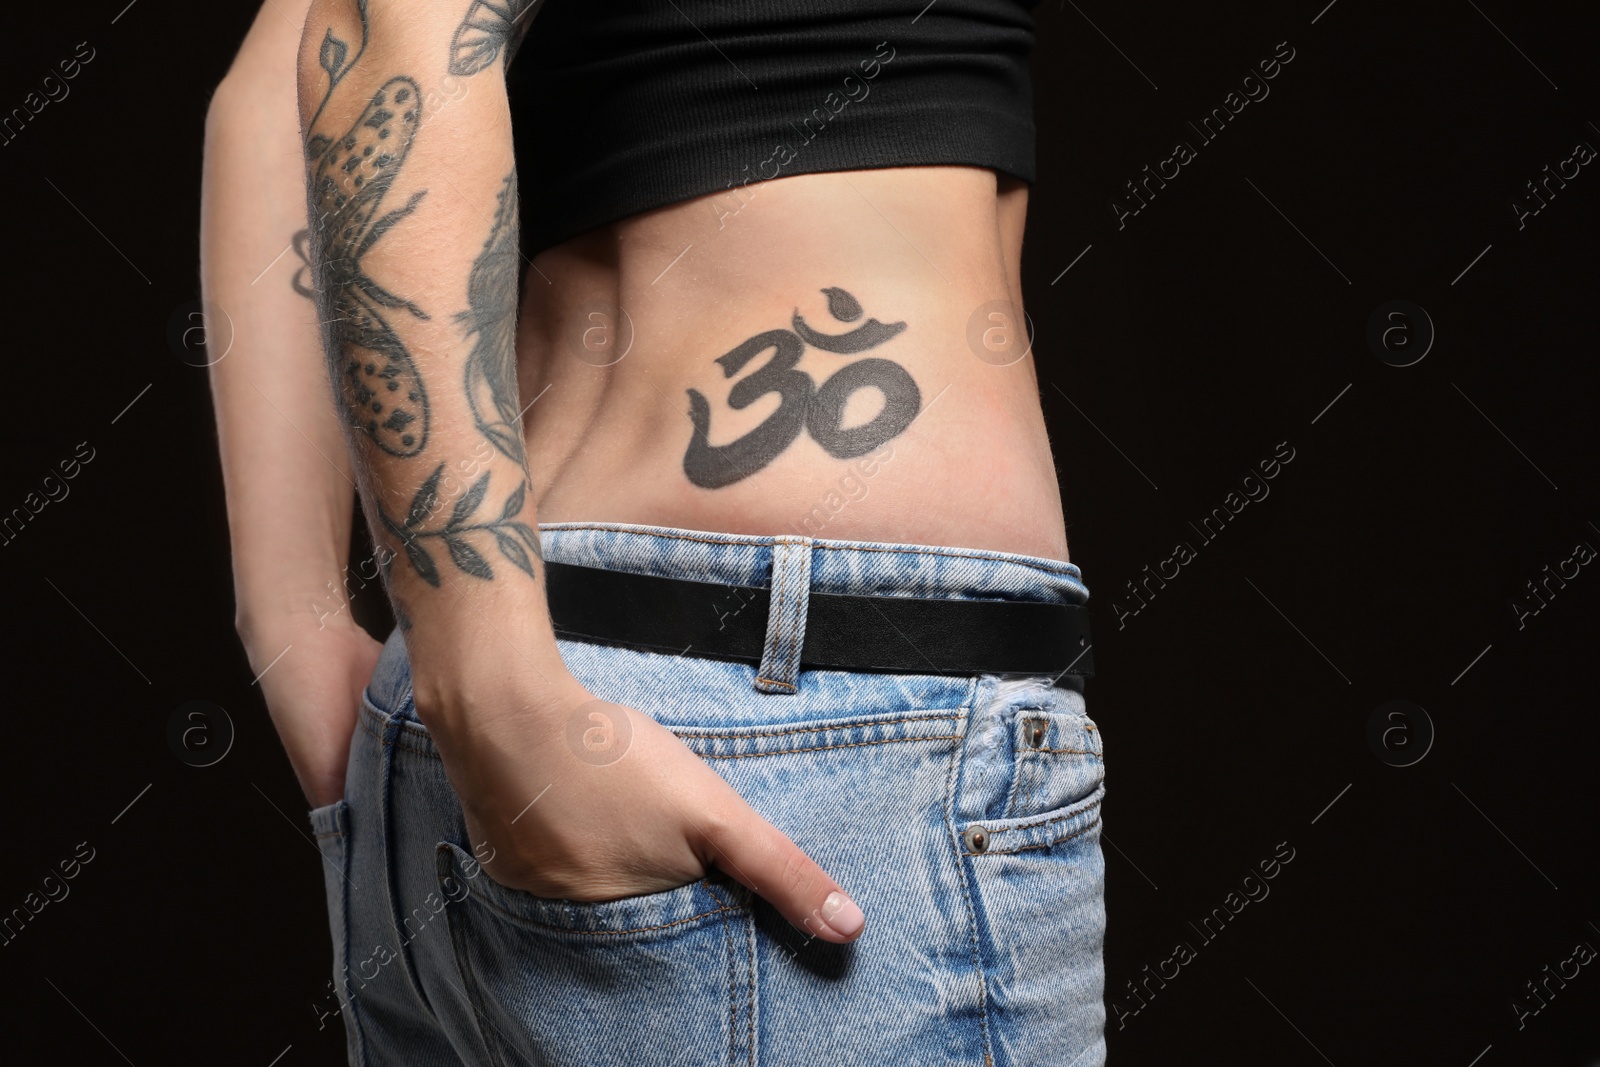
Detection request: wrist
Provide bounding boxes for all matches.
[411,652,588,741]
[397,583,574,724]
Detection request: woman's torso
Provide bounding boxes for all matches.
[513,165,1069,561]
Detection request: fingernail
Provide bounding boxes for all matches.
[820,890,864,938]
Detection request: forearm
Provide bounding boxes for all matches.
[204,0,358,652]
[296,0,566,717]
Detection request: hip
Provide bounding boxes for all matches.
[314,524,1106,1064]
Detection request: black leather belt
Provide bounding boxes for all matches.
[544,561,1093,685]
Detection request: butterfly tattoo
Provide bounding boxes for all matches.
[307,76,431,458]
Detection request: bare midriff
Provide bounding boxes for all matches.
[514,165,1069,562]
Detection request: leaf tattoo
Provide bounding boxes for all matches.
[448,473,490,527]
[307,77,432,458]
[319,28,349,77]
[305,14,368,135]
[402,464,444,529]
[380,466,540,587]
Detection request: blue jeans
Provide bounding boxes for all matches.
[310,523,1106,1065]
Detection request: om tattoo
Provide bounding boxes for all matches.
[683,287,921,489]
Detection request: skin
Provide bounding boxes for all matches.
[205,0,1065,947]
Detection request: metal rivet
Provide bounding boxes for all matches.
[963,826,989,854]
[1028,721,1048,748]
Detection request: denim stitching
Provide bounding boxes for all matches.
[779,542,799,685]
[711,882,737,1063]
[437,848,511,1067]
[978,813,1103,857]
[471,897,743,935]
[753,676,798,692]
[828,541,1081,576]
[369,715,964,761]
[465,879,747,936]
[761,542,786,674]
[744,911,757,1066]
[941,702,995,1066]
[360,715,438,758]
[693,735,962,759]
[361,705,439,757]
[700,879,758,1066]
[757,540,794,692]
[777,539,796,686]
[966,796,1106,851]
[1008,758,1035,822]
[681,712,961,739]
[781,537,809,686]
[541,521,1083,578]
[330,798,371,1067]
[377,714,441,1024]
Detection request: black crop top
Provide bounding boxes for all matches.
[505,0,1041,260]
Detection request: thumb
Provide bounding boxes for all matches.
[698,801,865,944]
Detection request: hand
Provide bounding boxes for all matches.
[424,677,868,943]
[250,618,383,809]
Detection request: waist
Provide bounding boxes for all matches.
[536,522,1092,697]
[541,522,1086,603]
[514,168,1067,559]
[367,522,1091,720]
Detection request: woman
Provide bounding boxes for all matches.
[204,0,1104,1063]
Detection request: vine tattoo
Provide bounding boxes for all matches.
[448,0,539,76]
[460,171,526,463]
[300,6,542,591]
[683,287,921,489]
[376,167,539,586]
[379,466,540,587]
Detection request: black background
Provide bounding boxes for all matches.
[2,1,1597,1064]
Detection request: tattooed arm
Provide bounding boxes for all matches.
[295,0,865,940]
[205,0,381,808]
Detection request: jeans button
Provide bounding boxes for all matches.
[963,826,989,854]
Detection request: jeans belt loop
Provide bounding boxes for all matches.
[754,536,813,694]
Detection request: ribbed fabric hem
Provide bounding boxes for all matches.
[508,0,1039,259]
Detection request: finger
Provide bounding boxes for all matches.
[697,798,865,944]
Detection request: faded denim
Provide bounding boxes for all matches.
[310,522,1106,1065]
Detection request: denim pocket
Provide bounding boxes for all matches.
[308,799,363,1065]
[964,781,1105,856]
[1002,709,1105,823]
[435,841,758,1066]
[958,714,1107,1063]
